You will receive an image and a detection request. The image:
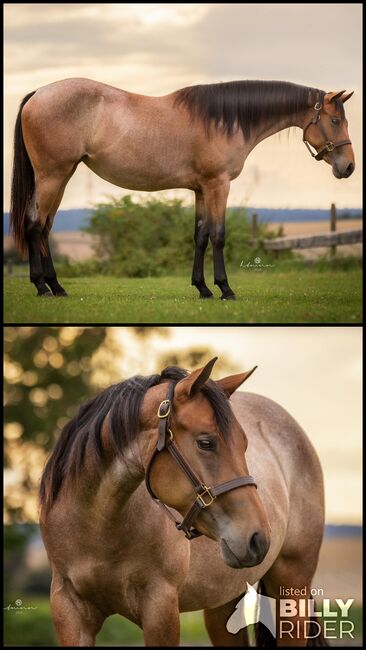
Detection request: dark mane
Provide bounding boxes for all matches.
[39,366,233,512]
[174,80,325,139]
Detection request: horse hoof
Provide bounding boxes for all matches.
[54,291,68,297]
[221,293,236,301]
[199,292,213,299]
[38,290,54,298]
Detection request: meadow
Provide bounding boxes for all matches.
[4,261,362,324]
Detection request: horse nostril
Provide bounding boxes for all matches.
[249,531,265,557]
[345,162,354,176]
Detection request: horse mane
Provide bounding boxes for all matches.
[39,365,233,512]
[174,80,325,139]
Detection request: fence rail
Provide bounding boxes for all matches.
[256,203,362,255]
[263,229,362,251]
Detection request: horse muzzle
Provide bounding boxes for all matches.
[220,529,270,569]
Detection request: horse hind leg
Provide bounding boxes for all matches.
[41,182,70,296]
[26,175,67,297]
[204,594,250,646]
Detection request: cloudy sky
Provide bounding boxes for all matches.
[4,3,362,210]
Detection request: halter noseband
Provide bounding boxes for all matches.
[145,383,257,540]
[303,94,352,161]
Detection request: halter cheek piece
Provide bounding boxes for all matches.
[303,95,352,161]
[145,383,257,540]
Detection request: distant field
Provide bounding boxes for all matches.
[4,267,362,324]
[3,219,362,261]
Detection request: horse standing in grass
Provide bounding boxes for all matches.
[10,79,354,299]
[40,358,326,646]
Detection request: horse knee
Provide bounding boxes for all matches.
[210,225,225,248]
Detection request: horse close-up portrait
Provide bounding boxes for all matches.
[39,357,325,646]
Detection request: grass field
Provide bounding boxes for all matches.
[4,596,363,646]
[4,263,362,324]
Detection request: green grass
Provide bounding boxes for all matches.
[3,597,209,646]
[4,266,362,324]
[3,597,363,646]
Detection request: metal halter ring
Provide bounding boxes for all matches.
[196,486,216,507]
[157,400,170,418]
[326,142,335,152]
[314,101,322,111]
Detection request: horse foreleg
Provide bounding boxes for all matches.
[204,594,250,646]
[141,584,180,646]
[191,190,213,298]
[203,178,236,300]
[261,554,325,647]
[50,574,105,646]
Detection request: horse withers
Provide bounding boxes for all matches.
[40,358,325,646]
[10,79,354,299]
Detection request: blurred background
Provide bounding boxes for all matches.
[4,326,362,645]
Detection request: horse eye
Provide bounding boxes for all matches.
[331,118,340,125]
[197,438,216,451]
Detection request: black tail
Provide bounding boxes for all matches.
[255,580,329,647]
[10,91,36,257]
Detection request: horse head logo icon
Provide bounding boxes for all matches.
[226,582,277,638]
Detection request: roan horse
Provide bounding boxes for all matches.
[10,79,354,299]
[40,358,325,646]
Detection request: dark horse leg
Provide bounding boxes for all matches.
[191,190,213,298]
[26,219,53,297]
[203,178,236,300]
[41,233,68,297]
[27,176,68,297]
[204,594,250,646]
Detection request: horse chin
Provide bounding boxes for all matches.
[220,539,261,569]
[332,166,343,179]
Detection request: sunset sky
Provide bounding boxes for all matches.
[114,326,362,525]
[4,3,362,211]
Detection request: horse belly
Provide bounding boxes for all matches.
[84,154,194,192]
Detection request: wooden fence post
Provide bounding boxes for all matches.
[330,203,337,257]
[252,213,258,245]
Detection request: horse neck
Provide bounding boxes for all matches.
[74,433,146,528]
[248,108,308,149]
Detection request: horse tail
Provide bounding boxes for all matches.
[10,91,37,257]
[254,580,329,647]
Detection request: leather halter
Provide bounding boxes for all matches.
[303,95,352,161]
[145,383,257,540]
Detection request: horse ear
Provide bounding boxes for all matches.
[341,91,354,103]
[325,90,346,104]
[175,357,218,399]
[217,366,257,397]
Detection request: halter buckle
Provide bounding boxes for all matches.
[325,142,335,152]
[314,101,322,111]
[196,485,216,507]
[157,400,171,418]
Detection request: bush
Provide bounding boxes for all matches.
[61,195,284,278]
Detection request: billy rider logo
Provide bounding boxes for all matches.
[226,583,355,641]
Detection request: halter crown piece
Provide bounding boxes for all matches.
[145,383,257,540]
[303,93,352,161]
